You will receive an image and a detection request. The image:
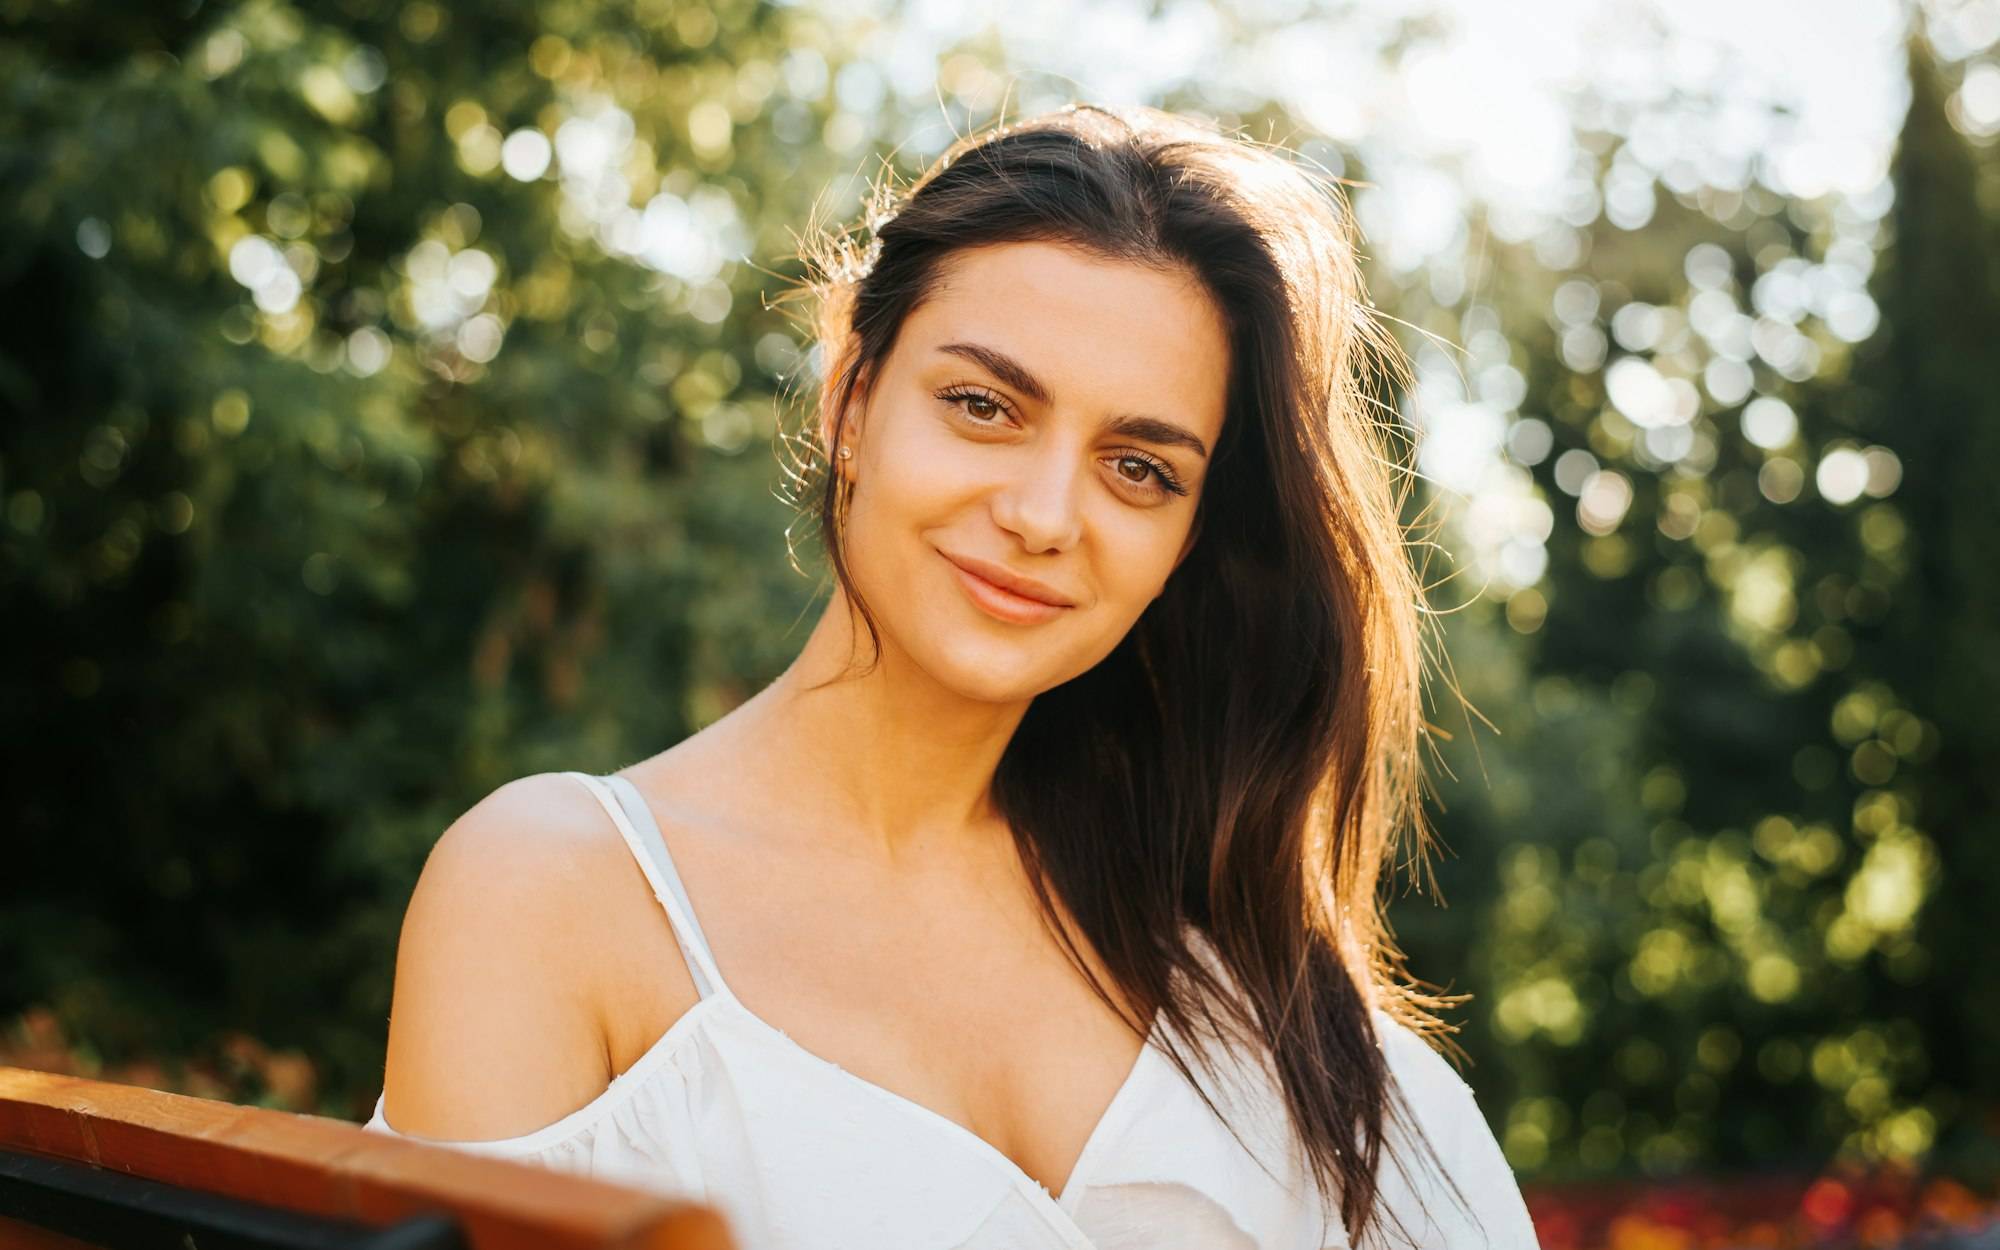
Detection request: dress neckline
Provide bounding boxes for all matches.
[587,768,1165,1214]
[579,767,1169,1242]
[704,981,1165,1212]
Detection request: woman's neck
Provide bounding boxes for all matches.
[705,591,1031,866]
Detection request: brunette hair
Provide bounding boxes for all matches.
[772,102,1477,1247]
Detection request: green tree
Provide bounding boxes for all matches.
[0,0,850,1112]
[1397,28,1999,1184]
[1846,32,2000,1172]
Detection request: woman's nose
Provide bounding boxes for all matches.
[989,446,1086,553]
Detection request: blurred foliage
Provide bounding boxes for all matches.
[2,0,1997,1213]
[1,0,854,1113]
[1387,29,2000,1193]
[1524,1167,2000,1250]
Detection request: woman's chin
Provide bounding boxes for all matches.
[918,639,1062,705]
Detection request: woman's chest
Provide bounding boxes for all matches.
[634,1002,1330,1250]
[600,817,1158,1200]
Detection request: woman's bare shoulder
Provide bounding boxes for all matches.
[377,771,676,1141]
[416,772,640,937]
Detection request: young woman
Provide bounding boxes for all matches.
[364,103,1540,1250]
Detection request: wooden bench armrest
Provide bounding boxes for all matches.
[0,1066,735,1250]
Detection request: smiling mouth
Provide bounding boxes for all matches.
[943,555,1072,624]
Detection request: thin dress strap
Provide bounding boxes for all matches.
[563,771,729,1001]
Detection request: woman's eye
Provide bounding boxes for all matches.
[1111,454,1190,498]
[939,385,1190,499]
[938,387,1009,423]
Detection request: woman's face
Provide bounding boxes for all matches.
[828,240,1231,703]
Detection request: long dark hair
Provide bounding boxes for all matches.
[772,102,1475,1247]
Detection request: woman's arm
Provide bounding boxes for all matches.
[377,774,619,1142]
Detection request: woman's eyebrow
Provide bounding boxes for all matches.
[1103,414,1210,460]
[933,340,1211,460]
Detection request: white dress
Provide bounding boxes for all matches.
[363,771,1541,1250]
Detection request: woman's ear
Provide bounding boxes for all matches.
[817,343,871,484]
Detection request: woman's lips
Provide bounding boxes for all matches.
[945,556,1070,624]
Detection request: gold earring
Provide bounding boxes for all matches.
[838,445,853,459]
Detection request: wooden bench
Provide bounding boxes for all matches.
[0,1066,737,1249]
